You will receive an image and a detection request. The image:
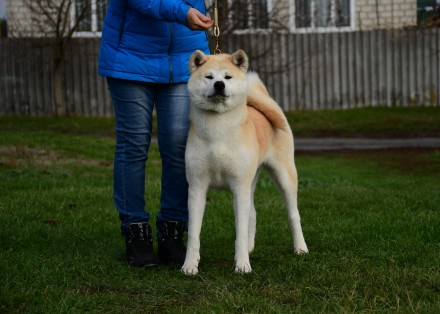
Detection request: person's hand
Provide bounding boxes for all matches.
[186,8,214,31]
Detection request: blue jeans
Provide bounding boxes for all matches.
[107,77,190,234]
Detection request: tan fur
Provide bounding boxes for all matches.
[182,50,308,275]
[247,75,289,132]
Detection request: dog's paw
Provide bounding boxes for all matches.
[294,246,309,255]
[181,264,199,276]
[235,262,252,274]
[294,239,309,254]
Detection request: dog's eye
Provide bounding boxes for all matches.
[225,75,232,80]
[205,75,214,80]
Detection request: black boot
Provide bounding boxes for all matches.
[157,221,187,266]
[124,222,158,267]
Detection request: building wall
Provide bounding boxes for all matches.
[6,0,34,37]
[356,0,417,30]
[6,0,73,37]
[252,0,418,32]
[6,0,419,37]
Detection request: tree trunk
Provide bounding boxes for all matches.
[54,64,65,116]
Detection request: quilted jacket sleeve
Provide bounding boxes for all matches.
[128,0,190,25]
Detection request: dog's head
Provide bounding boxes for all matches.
[188,50,249,113]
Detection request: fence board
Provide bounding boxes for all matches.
[307,33,316,110]
[438,30,440,106]
[295,34,304,109]
[415,30,423,106]
[340,32,348,109]
[317,33,325,110]
[435,29,440,107]
[72,40,83,115]
[27,41,36,115]
[94,40,105,116]
[310,33,318,110]
[11,39,20,113]
[87,39,98,116]
[370,31,378,107]
[64,39,74,114]
[425,29,436,106]
[0,38,9,114]
[41,41,53,114]
[324,33,333,109]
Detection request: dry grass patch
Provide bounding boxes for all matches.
[0,145,111,168]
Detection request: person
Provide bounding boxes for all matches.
[98,0,213,267]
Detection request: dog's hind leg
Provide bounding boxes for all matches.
[233,184,253,273]
[267,161,308,254]
[182,184,208,275]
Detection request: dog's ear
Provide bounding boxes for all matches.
[189,50,208,73]
[231,50,249,72]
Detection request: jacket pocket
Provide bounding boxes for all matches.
[117,11,128,48]
[117,23,125,48]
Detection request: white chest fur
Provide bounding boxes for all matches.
[186,105,253,189]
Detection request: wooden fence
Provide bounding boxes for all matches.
[0,29,439,116]
[0,38,112,116]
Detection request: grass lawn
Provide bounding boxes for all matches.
[1,107,440,313]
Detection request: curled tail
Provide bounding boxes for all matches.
[246,72,290,132]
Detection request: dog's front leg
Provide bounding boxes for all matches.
[233,185,253,273]
[248,170,260,254]
[181,184,208,275]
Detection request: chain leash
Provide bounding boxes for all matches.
[213,0,221,54]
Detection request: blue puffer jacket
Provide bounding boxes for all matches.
[98,0,210,84]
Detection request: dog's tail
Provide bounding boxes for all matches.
[246,72,290,132]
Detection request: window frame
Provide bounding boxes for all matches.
[288,0,356,33]
[229,0,274,34]
[70,0,105,38]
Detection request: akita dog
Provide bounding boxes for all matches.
[181,50,308,275]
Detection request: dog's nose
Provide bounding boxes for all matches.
[214,81,225,91]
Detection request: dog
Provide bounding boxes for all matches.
[181,50,308,275]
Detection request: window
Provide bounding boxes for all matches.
[217,0,272,33]
[231,0,270,30]
[214,0,354,33]
[291,0,355,32]
[417,0,440,26]
[71,0,108,36]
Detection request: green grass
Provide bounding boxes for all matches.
[1,108,440,313]
[1,106,440,139]
[286,107,440,138]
